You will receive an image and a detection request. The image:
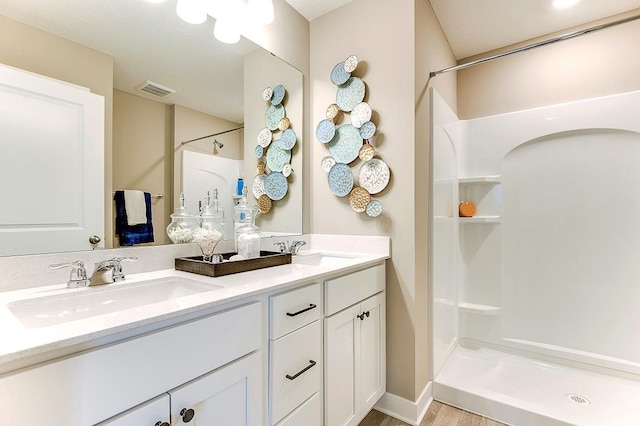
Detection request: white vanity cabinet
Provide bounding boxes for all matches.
[324,265,386,426]
[269,282,323,425]
[1,302,263,426]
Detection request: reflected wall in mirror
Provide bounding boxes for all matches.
[0,0,303,257]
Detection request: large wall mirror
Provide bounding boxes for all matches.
[0,0,303,257]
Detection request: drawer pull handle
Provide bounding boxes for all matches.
[286,360,317,380]
[180,408,195,423]
[286,303,317,317]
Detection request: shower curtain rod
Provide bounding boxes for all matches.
[429,13,640,78]
[180,125,244,146]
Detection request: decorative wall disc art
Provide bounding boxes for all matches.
[331,62,351,85]
[252,173,267,198]
[328,124,362,164]
[316,54,390,216]
[265,171,288,201]
[316,119,336,143]
[257,128,272,147]
[358,158,390,195]
[265,104,286,130]
[321,156,336,172]
[336,77,365,112]
[328,163,354,197]
[253,84,296,213]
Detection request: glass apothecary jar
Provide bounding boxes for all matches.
[194,191,224,262]
[166,192,199,244]
[236,213,261,259]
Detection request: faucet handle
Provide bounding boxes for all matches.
[289,240,307,255]
[109,256,137,281]
[50,261,89,288]
[273,242,287,253]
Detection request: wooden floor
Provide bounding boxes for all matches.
[358,401,506,426]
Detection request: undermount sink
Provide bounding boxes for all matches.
[292,252,360,267]
[8,276,222,329]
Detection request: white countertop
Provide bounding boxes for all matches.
[0,235,389,372]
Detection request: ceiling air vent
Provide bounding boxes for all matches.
[136,81,175,98]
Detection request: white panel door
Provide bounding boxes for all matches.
[169,351,263,425]
[359,293,386,414]
[324,304,361,426]
[0,63,104,255]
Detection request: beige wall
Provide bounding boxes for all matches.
[458,9,640,119]
[113,90,172,246]
[310,0,456,401]
[0,14,114,247]
[244,48,304,235]
[243,0,311,233]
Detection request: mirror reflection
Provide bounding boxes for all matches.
[0,0,303,257]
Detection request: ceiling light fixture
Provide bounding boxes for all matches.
[145,0,275,44]
[553,0,581,10]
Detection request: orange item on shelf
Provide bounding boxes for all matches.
[459,201,476,217]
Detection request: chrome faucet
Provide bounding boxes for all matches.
[273,240,307,255]
[50,257,137,288]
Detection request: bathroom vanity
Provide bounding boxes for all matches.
[0,235,389,425]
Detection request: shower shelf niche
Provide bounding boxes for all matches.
[459,216,501,224]
[459,175,501,184]
[458,303,501,315]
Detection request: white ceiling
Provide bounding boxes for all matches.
[3,0,640,122]
[429,0,640,59]
[0,0,259,123]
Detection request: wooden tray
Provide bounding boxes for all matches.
[175,251,292,278]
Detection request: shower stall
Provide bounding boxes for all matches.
[430,87,640,425]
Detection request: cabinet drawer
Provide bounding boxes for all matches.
[270,320,322,423]
[325,264,385,316]
[270,282,321,339]
[276,392,322,426]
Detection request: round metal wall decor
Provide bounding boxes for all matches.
[253,84,297,214]
[316,54,389,217]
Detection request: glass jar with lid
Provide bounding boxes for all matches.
[194,191,224,262]
[166,192,198,244]
[236,211,261,259]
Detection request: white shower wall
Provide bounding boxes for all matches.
[431,87,640,425]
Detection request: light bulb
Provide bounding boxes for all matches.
[248,0,274,25]
[214,18,241,44]
[176,0,207,24]
[552,0,580,9]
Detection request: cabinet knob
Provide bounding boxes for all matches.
[180,408,195,423]
[155,422,170,426]
[89,235,101,244]
[357,311,370,321]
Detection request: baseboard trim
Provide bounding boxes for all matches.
[373,381,433,426]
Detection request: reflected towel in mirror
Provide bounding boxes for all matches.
[114,191,154,246]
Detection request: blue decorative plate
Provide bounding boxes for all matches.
[265,104,286,130]
[271,85,285,105]
[336,77,365,112]
[331,62,351,85]
[359,121,376,139]
[266,145,292,172]
[328,163,354,197]
[328,124,363,164]
[365,200,383,217]
[255,144,264,158]
[316,119,336,143]
[280,128,297,149]
[265,172,288,201]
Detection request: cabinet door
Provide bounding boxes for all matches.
[169,351,262,425]
[324,304,361,426]
[98,394,170,426]
[359,292,386,414]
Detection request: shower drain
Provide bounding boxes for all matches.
[566,393,591,405]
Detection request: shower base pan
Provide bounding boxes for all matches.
[434,344,640,425]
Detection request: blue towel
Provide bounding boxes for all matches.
[114,191,155,246]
